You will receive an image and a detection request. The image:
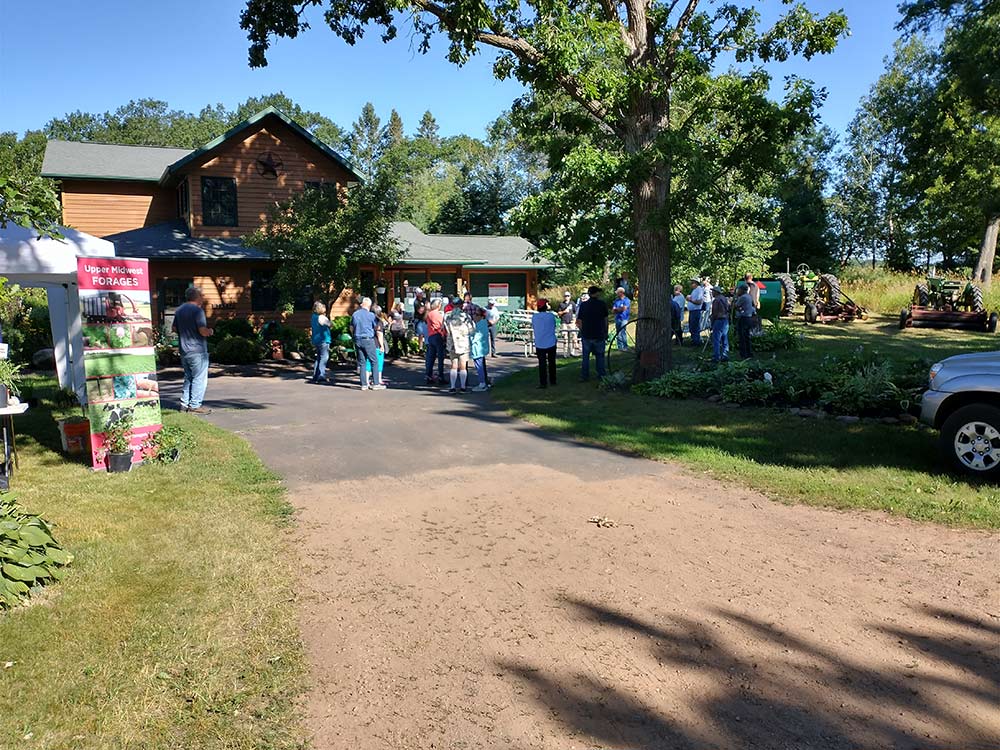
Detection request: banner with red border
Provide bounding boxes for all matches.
[77,258,162,470]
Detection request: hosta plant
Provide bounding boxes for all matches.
[0,498,72,608]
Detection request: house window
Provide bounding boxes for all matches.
[177,179,189,220]
[201,176,238,227]
[250,270,311,312]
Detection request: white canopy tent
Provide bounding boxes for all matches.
[0,223,116,397]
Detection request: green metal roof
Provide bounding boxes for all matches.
[164,106,360,182]
[390,222,552,269]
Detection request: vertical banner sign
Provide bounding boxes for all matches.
[77,258,162,470]
[488,283,510,307]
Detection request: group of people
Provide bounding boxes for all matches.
[308,292,501,393]
[172,271,765,412]
[670,272,761,362]
[421,294,494,393]
[529,285,615,387]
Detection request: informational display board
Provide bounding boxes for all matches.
[77,258,162,470]
[488,283,510,307]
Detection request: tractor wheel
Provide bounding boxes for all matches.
[988,312,998,333]
[914,284,929,307]
[805,302,819,324]
[970,285,985,313]
[817,274,841,306]
[899,309,909,329]
[777,273,797,316]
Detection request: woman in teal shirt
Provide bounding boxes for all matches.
[311,301,332,383]
[470,308,491,391]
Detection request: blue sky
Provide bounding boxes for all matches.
[0,1,903,142]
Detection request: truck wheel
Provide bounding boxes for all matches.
[817,274,840,306]
[914,284,929,307]
[777,273,797,316]
[940,404,1000,477]
[970,285,985,313]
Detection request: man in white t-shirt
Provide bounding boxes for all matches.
[485,298,502,356]
[701,277,714,333]
[686,278,705,346]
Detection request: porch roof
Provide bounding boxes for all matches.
[389,222,552,269]
[106,222,271,261]
[108,220,552,268]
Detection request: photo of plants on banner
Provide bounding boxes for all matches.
[77,258,162,470]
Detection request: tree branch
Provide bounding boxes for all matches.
[410,0,622,137]
[599,0,635,51]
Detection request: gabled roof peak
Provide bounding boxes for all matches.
[42,106,360,184]
[165,106,360,182]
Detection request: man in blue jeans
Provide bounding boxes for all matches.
[172,286,214,414]
[710,286,731,363]
[575,286,609,381]
[612,287,630,350]
[351,297,386,391]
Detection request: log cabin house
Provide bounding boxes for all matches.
[41,107,551,330]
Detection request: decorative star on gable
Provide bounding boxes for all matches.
[255,151,283,180]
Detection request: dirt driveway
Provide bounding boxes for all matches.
[163,351,999,749]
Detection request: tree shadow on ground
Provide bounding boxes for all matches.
[496,597,1000,750]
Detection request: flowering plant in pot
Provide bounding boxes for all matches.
[103,410,134,473]
[0,359,22,409]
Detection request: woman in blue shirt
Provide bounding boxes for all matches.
[310,301,332,383]
[532,299,559,389]
[469,308,491,391]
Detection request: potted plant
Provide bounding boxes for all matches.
[103,410,134,473]
[375,279,388,295]
[0,359,22,409]
[423,281,442,298]
[140,424,188,464]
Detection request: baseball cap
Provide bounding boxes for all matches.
[564,291,572,297]
[487,297,496,304]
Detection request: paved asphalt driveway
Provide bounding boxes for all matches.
[160,344,654,487]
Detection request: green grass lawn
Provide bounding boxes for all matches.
[0,383,306,749]
[494,317,1000,528]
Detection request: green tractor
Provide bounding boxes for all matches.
[901,276,997,332]
[773,264,866,323]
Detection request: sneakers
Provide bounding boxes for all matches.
[371,384,387,390]
[188,406,212,414]
[448,387,457,394]
[360,385,370,391]
[471,384,488,392]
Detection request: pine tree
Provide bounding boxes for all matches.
[347,103,383,180]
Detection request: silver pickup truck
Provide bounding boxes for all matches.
[920,351,1000,477]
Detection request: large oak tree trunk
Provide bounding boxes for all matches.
[973,214,999,289]
[631,168,671,381]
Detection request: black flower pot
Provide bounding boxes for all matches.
[107,451,134,473]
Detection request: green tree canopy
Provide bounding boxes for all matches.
[245,173,401,303]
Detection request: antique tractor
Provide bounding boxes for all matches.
[771,264,867,323]
[900,276,997,332]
